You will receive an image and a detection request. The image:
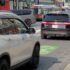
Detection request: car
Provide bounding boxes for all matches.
[33,4,61,21]
[41,11,70,39]
[0,11,40,70]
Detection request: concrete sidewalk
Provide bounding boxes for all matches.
[64,64,70,70]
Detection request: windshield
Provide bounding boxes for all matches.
[44,14,69,22]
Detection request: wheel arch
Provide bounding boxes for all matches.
[33,41,40,53]
[34,41,40,47]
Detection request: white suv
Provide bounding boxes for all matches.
[0,11,40,70]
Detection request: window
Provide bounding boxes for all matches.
[0,18,27,34]
[0,19,16,34]
[0,0,5,6]
[14,19,27,33]
[65,0,70,2]
[44,14,69,22]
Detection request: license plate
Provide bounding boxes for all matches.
[52,25,65,29]
[52,25,59,28]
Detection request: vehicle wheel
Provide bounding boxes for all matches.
[30,44,40,69]
[0,59,10,70]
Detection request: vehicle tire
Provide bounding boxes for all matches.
[30,44,40,69]
[0,59,10,70]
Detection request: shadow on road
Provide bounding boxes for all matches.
[14,63,34,70]
[14,56,61,70]
[37,56,61,70]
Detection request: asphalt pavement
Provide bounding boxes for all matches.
[15,22,70,70]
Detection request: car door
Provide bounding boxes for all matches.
[0,18,23,66]
[0,18,27,66]
[13,19,35,64]
[0,18,35,66]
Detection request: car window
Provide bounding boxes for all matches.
[14,19,27,33]
[44,14,69,22]
[0,18,16,35]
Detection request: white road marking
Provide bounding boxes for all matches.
[64,64,70,70]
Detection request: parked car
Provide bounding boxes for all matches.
[0,11,40,70]
[41,11,70,39]
[33,4,61,21]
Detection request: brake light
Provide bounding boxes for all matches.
[42,22,48,24]
[64,22,70,25]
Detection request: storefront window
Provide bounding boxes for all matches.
[10,0,31,10]
[18,0,29,9]
[65,0,69,2]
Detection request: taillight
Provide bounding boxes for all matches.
[42,22,48,24]
[65,22,70,29]
[41,22,49,28]
[64,22,70,25]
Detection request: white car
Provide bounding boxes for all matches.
[0,11,40,70]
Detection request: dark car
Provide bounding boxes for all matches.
[41,12,70,39]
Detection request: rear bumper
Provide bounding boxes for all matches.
[36,18,42,21]
[42,29,70,37]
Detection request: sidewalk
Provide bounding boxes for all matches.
[64,64,70,70]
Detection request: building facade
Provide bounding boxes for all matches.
[64,0,70,7]
[38,0,54,5]
[53,0,70,7]
[10,0,32,10]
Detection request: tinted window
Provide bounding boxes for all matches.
[44,14,69,22]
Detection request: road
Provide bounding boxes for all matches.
[38,38,70,70]
[15,22,70,70]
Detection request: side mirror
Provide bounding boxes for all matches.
[0,0,5,6]
[28,28,36,33]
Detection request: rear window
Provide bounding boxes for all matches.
[44,14,69,22]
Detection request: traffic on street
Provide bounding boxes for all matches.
[0,0,70,70]
[34,21,70,70]
[14,22,70,70]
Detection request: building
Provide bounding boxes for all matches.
[64,0,70,7]
[53,0,70,7]
[37,0,54,5]
[10,0,32,10]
